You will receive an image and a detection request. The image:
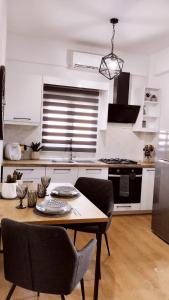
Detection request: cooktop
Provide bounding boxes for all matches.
[99,158,138,164]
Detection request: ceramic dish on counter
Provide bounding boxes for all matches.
[36,198,72,215]
[50,186,79,198]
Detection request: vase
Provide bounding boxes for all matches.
[31,151,40,160]
[1,182,17,199]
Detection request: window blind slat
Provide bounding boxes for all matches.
[42,131,97,139]
[43,108,98,118]
[43,116,97,124]
[43,93,99,104]
[42,124,97,132]
[43,101,98,111]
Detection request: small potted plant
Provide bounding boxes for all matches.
[143,144,155,162]
[145,92,151,101]
[13,170,23,185]
[30,142,43,160]
[1,174,17,199]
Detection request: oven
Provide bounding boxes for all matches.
[108,167,142,210]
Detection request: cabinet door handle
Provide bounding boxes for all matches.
[146,169,155,172]
[13,117,31,120]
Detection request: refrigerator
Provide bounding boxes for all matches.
[0,65,5,177]
[152,130,169,242]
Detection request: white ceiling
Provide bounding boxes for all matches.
[6,0,169,54]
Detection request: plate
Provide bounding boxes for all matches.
[50,186,79,198]
[36,198,72,215]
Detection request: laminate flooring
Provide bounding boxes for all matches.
[1,214,169,300]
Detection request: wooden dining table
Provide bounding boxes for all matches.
[0,182,108,300]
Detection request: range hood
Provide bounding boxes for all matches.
[108,72,140,123]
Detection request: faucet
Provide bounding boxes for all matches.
[69,138,73,161]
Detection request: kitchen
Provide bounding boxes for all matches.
[1,0,169,300]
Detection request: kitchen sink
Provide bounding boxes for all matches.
[51,159,97,164]
[51,159,75,163]
[74,159,97,163]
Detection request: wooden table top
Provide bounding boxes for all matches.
[0,183,108,225]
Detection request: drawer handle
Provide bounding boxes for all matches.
[116,205,132,208]
[15,169,34,171]
[53,169,71,171]
[23,180,34,183]
[86,169,102,171]
[13,117,31,120]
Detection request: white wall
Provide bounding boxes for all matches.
[148,47,169,131]
[0,0,6,65]
[4,33,156,160]
[0,0,6,165]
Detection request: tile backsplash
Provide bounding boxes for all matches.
[3,123,157,161]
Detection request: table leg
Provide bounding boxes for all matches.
[94,224,102,300]
[0,227,2,253]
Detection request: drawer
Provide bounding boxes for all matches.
[78,167,108,179]
[46,167,78,185]
[3,167,45,181]
[114,203,141,212]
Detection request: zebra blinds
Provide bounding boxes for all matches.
[42,84,99,152]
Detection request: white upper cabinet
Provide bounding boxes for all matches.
[4,72,42,125]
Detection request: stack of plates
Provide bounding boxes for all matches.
[50,186,79,198]
[36,198,72,215]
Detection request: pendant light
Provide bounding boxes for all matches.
[99,18,124,80]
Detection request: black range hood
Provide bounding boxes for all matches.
[108,72,140,123]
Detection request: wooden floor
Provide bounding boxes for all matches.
[1,214,169,300]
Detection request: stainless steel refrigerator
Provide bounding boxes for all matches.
[152,130,169,242]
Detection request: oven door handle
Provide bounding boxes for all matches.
[108,174,142,178]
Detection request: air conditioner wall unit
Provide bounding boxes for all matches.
[71,52,102,72]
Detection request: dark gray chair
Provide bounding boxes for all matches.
[67,177,114,257]
[1,218,96,300]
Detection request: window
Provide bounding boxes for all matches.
[42,84,99,152]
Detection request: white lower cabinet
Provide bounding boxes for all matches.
[78,167,108,179]
[46,167,79,185]
[3,167,45,183]
[140,168,155,211]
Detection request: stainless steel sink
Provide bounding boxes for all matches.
[51,159,75,163]
[74,159,97,163]
[51,159,97,164]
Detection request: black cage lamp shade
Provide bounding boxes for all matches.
[99,18,124,80]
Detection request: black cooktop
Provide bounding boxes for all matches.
[99,158,138,164]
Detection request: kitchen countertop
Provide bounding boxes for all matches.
[2,159,155,168]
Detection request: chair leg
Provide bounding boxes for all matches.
[74,230,77,245]
[37,291,40,297]
[104,233,110,256]
[61,295,65,300]
[5,284,16,300]
[80,278,85,300]
[96,233,102,280]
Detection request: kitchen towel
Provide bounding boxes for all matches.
[119,175,129,197]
